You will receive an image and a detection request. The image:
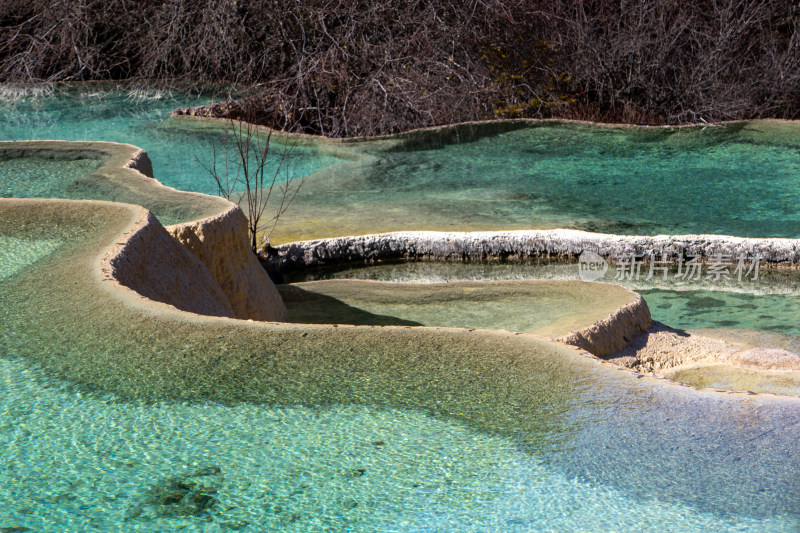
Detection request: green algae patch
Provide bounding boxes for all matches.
[279,278,638,338]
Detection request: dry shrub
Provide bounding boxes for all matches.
[2,0,798,135]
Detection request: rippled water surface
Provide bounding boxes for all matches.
[2,227,800,531]
[0,155,103,199]
[2,341,800,532]
[5,88,800,532]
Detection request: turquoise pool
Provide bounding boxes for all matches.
[316,121,800,238]
[312,260,800,339]
[2,225,800,531]
[5,87,800,532]
[0,155,103,199]
[3,348,800,531]
[0,86,343,198]
[4,88,800,240]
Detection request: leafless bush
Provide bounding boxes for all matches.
[551,0,800,123]
[2,0,798,133]
[197,118,303,251]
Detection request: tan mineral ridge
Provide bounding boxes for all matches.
[6,135,800,398]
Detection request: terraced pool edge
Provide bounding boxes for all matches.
[2,196,786,406]
[0,140,287,322]
[269,230,800,274]
[6,139,800,399]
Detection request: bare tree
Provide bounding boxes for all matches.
[197,118,304,252]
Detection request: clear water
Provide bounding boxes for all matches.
[0,155,103,199]
[311,260,800,341]
[367,123,800,238]
[279,279,636,338]
[0,235,61,281]
[0,86,344,196]
[3,356,799,532]
[5,88,800,531]
[3,209,800,531]
[3,88,800,242]
[275,121,800,242]
[0,149,226,226]
[640,289,800,335]
[2,206,800,531]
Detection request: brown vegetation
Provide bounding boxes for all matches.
[1,0,799,136]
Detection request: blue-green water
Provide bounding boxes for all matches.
[0,156,104,199]
[6,87,800,532]
[4,218,800,532]
[0,86,343,196]
[3,354,800,532]
[3,88,800,239]
[640,288,800,335]
[314,260,800,340]
[367,122,800,238]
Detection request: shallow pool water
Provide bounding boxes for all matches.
[5,87,800,532]
[640,289,800,335]
[3,204,800,531]
[0,86,344,197]
[3,88,800,241]
[279,279,636,338]
[0,235,62,281]
[373,122,800,238]
[0,155,103,199]
[311,260,800,342]
[272,120,800,241]
[3,355,799,532]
